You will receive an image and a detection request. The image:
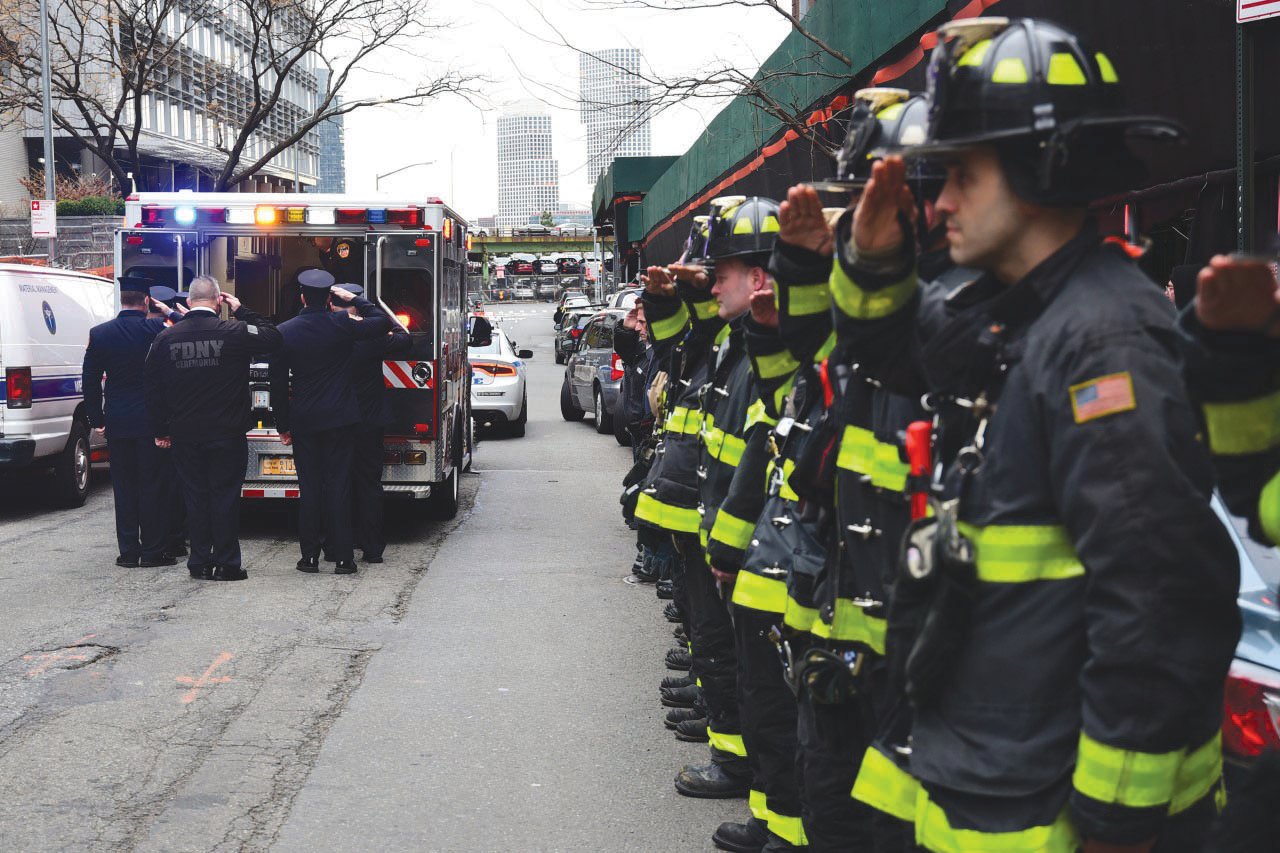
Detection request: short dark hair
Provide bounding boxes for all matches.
[120,291,146,308]
[299,287,329,308]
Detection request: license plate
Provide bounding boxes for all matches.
[261,456,295,476]
[252,389,270,408]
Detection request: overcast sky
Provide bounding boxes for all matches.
[341,0,789,221]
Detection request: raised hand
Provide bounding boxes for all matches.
[622,305,640,330]
[750,287,779,329]
[780,185,835,257]
[853,157,916,256]
[641,265,676,299]
[1196,255,1280,337]
[668,263,710,290]
[220,292,241,312]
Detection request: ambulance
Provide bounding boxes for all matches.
[115,192,473,519]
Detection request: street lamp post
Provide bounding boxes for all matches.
[38,0,56,264]
[375,161,436,192]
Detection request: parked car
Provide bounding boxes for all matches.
[556,257,581,275]
[469,328,533,437]
[505,257,535,277]
[609,288,641,310]
[537,259,559,275]
[554,294,596,327]
[512,281,535,300]
[554,309,596,365]
[536,277,559,301]
[560,309,627,440]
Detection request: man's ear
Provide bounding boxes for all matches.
[751,266,770,292]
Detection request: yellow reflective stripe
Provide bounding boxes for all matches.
[1201,389,1280,456]
[786,282,831,316]
[708,727,747,757]
[784,595,818,633]
[695,299,720,321]
[1095,52,1119,83]
[665,406,701,435]
[814,330,836,363]
[732,570,787,614]
[852,746,921,823]
[650,303,690,341]
[1261,471,1280,546]
[703,425,746,467]
[700,525,710,549]
[991,56,1030,84]
[749,788,768,821]
[780,458,799,501]
[766,808,808,846]
[772,375,794,417]
[956,522,1084,583]
[711,509,755,551]
[746,398,778,431]
[755,348,800,380]
[1047,52,1087,85]
[836,425,910,492]
[635,492,702,534]
[958,38,992,67]
[1074,731,1222,811]
[812,599,886,653]
[917,796,1078,853]
[830,259,917,321]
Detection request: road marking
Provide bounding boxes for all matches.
[176,651,234,704]
[22,633,97,677]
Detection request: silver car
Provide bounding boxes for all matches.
[470,327,532,437]
[560,309,628,441]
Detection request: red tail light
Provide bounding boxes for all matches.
[395,313,412,329]
[6,367,32,409]
[569,327,583,339]
[387,208,421,226]
[472,361,517,377]
[1224,660,1280,758]
[610,352,625,381]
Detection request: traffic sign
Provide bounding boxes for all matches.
[1239,0,1280,23]
[30,199,56,238]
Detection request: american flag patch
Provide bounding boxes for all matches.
[1069,372,1136,423]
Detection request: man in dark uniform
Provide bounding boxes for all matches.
[83,271,181,568]
[315,236,364,287]
[270,269,392,575]
[146,285,190,558]
[145,275,282,580]
[334,283,411,563]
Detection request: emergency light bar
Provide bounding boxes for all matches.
[134,203,426,229]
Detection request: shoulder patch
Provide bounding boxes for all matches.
[1069,372,1136,423]
[247,325,258,335]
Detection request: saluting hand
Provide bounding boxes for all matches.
[780,185,835,257]
[331,286,356,304]
[641,265,676,299]
[1196,255,1280,337]
[622,306,640,331]
[750,287,779,329]
[220,292,241,312]
[853,157,916,256]
[155,436,171,449]
[668,262,710,290]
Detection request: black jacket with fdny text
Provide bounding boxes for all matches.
[832,220,1240,845]
[145,306,283,441]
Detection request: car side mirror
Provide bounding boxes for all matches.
[518,349,534,359]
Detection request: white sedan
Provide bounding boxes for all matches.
[469,328,531,437]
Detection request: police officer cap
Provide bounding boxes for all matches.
[175,291,190,306]
[149,285,177,304]
[332,283,364,306]
[297,268,336,292]
[118,268,155,294]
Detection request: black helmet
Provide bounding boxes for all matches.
[812,88,937,193]
[706,196,781,263]
[679,215,712,265]
[911,17,1182,203]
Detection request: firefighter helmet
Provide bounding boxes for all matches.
[706,197,781,263]
[811,88,938,193]
[907,18,1183,205]
[679,215,712,265]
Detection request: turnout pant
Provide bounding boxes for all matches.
[171,437,248,572]
[674,533,742,757]
[106,436,167,563]
[352,425,386,559]
[293,427,356,562]
[735,605,804,846]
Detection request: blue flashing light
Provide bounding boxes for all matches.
[174,206,197,226]
[366,208,387,224]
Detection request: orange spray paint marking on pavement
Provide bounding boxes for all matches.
[22,633,97,677]
[176,652,234,704]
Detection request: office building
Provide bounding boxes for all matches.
[579,49,651,185]
[496,108,560,228]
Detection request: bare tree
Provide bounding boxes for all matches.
[0,0,480,193]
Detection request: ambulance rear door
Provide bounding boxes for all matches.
[115,230,199,302]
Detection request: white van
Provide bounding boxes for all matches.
[0,264,114,506]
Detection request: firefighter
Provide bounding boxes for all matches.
[831,18,1239,851]
[1178,255,1280,547]
[637,202,749,798]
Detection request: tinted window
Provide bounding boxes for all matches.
[583,320,604,349]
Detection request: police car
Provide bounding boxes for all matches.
[116,192,474,519]
[469,326,531,437]
[0,263,113,506]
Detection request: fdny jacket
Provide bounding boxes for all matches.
[1177,310,1280,546]
[145,306,282,442]
[832,220,1240,848]
[270,299,392,435]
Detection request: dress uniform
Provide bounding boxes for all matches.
[835,19,1239,850]
[147,285,188,558]
[83,272,180,568]
[338,284,412,563]
[145,280,282,580]
[270,269,392,574]
[318,237,364,287]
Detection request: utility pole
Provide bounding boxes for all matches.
[38,0,56,264]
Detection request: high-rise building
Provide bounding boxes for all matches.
[314,69,346,194]
[496,108,560,228]
[579,49,651,186]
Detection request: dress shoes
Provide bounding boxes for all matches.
[209,566,248,582]
[296,556,320,573]
[140,555,177,568]
[115,556,139,568]
[334,559,358,575]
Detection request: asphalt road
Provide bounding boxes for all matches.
[0,301,739,851]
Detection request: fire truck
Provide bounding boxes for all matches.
[115,192,472,519]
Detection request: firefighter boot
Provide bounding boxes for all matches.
[665,707,703,729]
[675,749,750,799]
[660,673,695,691]
[712,817,771,853]
[661,683,701,708]
[665,648,692,671]
[674,717,710,742]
